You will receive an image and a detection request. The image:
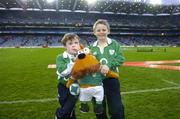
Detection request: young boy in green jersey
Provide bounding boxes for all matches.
[90,19,125,119]
[55,33,80,119]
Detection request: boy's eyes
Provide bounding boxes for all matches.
[67,41,79,45]
[68,42,72,45]
[97,29,107,32]
[74,42,79,44]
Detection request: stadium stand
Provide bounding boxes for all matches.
[0,0,180,47]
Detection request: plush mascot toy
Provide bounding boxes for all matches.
[66,46,119,88]
[66,46,120,114]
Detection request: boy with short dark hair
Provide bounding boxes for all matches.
[55,33,80,119]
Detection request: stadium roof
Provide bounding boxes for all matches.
[0,0,180,15]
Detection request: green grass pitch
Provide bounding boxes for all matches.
[0,47,180,119]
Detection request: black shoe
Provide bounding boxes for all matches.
[94,103,103,114]
[80,103,89,113]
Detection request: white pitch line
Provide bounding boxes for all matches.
[161,79,180,86]
[0,98,57,104]
[0,86,180,104]
[121,86,180,94]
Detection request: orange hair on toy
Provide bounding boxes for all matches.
[66,45,119,88]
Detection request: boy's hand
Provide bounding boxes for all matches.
[100,65,109,74]
[101,65,120,79]
[66,79,75,88]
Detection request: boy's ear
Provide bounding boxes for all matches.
[80,44,84,50]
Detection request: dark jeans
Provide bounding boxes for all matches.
[56,83,77,119]
[95,78,125,119]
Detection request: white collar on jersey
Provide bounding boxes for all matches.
[93,37,112,47]
[62,51,76,60]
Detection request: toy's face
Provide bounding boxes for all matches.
[77,47,90,60]
[71,47,100,79]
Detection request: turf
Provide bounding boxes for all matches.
[0,47,180,119]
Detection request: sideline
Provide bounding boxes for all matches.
[48,60,180,70]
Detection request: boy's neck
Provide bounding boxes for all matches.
[67,52,76,57]
[98,39,107,47]
[66,51,76,61]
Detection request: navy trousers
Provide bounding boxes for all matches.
[95,78,125,119]
[56,83,77,119]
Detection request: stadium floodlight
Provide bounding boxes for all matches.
[134,0,141,2]
[46,0,55,3]
[85,0,97,5]
[149,0,161,5]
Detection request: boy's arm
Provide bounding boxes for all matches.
[107,41,125,69]
[56,55,74,77]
